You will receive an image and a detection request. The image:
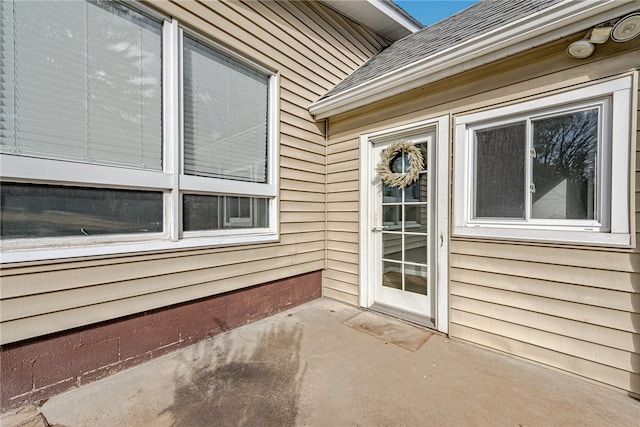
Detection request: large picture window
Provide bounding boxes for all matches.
[454,77,632,246]
[0,0,279,261]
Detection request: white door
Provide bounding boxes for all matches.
[360,118,449,331]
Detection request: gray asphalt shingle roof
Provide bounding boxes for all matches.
[319,0,564,101]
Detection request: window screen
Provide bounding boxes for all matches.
[474,122,526,218]
[1,183,163,238]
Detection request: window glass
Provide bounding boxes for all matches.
[391,152,407,173]
[405,204,429,233]
[0,183,163,239]
[0,0,163,170]
[532,109,597,220]
[183,36,269,183]
[0,1,279,256]
[474,122,526,219]
[383,205,401,226]
[383,183,401,203]
[406,171,427,202]
[382,233,402,261]
[454,78,631,246]
[183,194,268,231]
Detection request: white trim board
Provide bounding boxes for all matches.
[359,115,450,333]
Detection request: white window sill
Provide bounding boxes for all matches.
[0,232,279,264]
[453,225,630,247]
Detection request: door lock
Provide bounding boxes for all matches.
[371,226,389,232]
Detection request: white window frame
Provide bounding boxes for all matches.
[454,76,633,246]
[176,23,279,241]
[0,4,279,263]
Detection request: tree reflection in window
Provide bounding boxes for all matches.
[532,109,598,220]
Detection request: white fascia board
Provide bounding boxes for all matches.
[322,0,421,40]
[367,0,423,34]
[310,0,638,119]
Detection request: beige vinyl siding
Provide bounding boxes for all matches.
[325,133,361,302]
[0,0,390,345]
[324,34,640,394]
[448,73,640,395]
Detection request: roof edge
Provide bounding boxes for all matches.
[321,0,423,41]
[310,0,638,119]
[367,0,424,33]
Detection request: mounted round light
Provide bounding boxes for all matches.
[611,13,640,42]
[567,39,594,58]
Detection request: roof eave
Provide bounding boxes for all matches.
[321,0,422,41]
[309,0,638,120]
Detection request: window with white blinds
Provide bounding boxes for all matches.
[183,36,269,183]
[0,0,163,170]
[0,1,279,260]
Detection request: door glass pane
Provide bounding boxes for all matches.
[404,234,427,264]
[383,205,401,227]
[405,175,423,202]
[418,142,428,172]
[382,233,402,261]
[390,153,405,173]
[1,183,163,238]
[382,260,403,289]
[405,205,428,234]
[474,122,526,218]
[404,264,427,295]
[532,109,598,220]
[383,183,401,203]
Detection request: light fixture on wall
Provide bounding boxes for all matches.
[567,26,611,58]
[566,38,594,58]
[567,13,640,58]
[611,13,640,42]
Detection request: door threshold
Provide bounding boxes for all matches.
[369,303,435,329]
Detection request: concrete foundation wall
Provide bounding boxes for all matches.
[0,271,321,411]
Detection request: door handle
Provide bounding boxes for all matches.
[371,226,389,232]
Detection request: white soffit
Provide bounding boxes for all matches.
[310,0,639,119]
[322,0,422,41]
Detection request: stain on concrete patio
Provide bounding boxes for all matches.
[160,324,304,427]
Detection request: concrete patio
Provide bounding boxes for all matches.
[3,298,639,426]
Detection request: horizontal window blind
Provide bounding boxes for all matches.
[183,36,269,183]
[0,0,162,170]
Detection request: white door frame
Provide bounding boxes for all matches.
[359,115,449,333]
